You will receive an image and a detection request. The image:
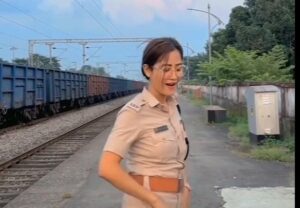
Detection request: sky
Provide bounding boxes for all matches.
[0,0,245,80]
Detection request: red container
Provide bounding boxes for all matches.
[88,75,110,96]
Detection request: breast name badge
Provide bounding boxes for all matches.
[154,125,169,133]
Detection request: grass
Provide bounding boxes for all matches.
[185,92,295,163]
[250,136,295,162]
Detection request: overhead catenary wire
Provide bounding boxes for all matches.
[0,0,72,38]
[74,0,114,38]
[0,15,51,38]
[0,0,82,59]
[89,0,123,36]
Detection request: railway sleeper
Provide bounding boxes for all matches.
[0,199,11,208]
[37,150,75,153]
[3,167,52,172]
[0,179,37,186]
[30,155,68,159]
[20,159,65,164]
[0,192,18,198]
[0,184,29,190]
[0,175,41,181]
[12,163,58,168]
[33,153,73,157]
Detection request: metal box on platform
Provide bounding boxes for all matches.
[245,85,280,144]
[203,105,227,123]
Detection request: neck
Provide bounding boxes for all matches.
[147,85,167,104]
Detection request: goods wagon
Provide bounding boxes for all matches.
[108,77,127,98]
[46,69,87,114]
[0,63,46,121]
[1,62,145,125]
[87,75,110,103]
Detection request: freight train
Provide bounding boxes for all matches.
[0,63,145,124]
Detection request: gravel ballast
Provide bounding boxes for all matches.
[0,95,135,166]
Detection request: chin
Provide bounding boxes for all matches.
[164,90,176,96]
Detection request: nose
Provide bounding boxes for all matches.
[169,69,178,79]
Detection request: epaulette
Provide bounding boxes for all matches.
[125,98,146,112]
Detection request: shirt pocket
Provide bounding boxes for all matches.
[150,125,179,161]
[152,125,177,144]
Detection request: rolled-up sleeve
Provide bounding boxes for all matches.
[103,109,140,158]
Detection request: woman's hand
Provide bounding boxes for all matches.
[182,186,192,208]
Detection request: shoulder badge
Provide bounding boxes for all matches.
[126,98,145,112]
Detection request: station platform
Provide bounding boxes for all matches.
[4,95,294,208]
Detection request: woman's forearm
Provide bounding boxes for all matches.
[99,153,159,206]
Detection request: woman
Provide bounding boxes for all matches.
[99,37,191,208]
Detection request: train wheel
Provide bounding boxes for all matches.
[21,109,32,123]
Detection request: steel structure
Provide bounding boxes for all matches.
[28,38,152,66]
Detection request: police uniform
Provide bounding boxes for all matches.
[103,87,191,208]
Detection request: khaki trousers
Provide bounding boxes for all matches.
[122,176,183,208]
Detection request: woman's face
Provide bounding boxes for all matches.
[146,50,184,103]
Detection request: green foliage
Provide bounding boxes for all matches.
[77,65,110,76]
[184,53,208,81]
[32,54,61,69]
[251,135,294,162]
[0,58,9,64]
[197,45,293,85]
[216,106,294,162]
[116,75,126,79]
[1,54,61,69]
[212,0,295,66]
[250,147,293,162]
[13,58,28,66]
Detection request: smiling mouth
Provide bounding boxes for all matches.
[166,83,176,86]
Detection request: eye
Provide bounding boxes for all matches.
[176,66,184,72]
[162,66,171,73]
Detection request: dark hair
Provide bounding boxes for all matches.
[141,37,183,80]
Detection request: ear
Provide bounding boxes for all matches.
[143,64,152,79]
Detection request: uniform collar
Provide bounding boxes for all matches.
[141,87,176,108]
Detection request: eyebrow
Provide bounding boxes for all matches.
[161,63,184,66]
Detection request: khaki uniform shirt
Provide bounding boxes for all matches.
[103,87,191,189]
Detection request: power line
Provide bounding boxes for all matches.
[0,31,27,41]
[85,46,102,62]
[0,15,51,38]
[0,0,73,38]
[89,0,123,36]
[0,0,82,58]
[74,0,114,37]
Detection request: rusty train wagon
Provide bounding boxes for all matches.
[87,74,109,104]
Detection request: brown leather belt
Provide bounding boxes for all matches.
[130,174,182,193]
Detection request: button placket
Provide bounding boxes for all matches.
[169,109,186,163]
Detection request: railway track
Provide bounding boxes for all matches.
[0,107,119,207]
[0,99,114,135]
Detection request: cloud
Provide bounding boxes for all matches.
[102,0,195,25]
[102,0,244,26]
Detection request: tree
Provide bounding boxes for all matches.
[32,54,61,69]
[198,46,293,85]
[0,58,9,64]
[211,0,295,66]
[78,65,110,76]
[116,75,126,79]
[14,58,28,66]
[184,53,208,83]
